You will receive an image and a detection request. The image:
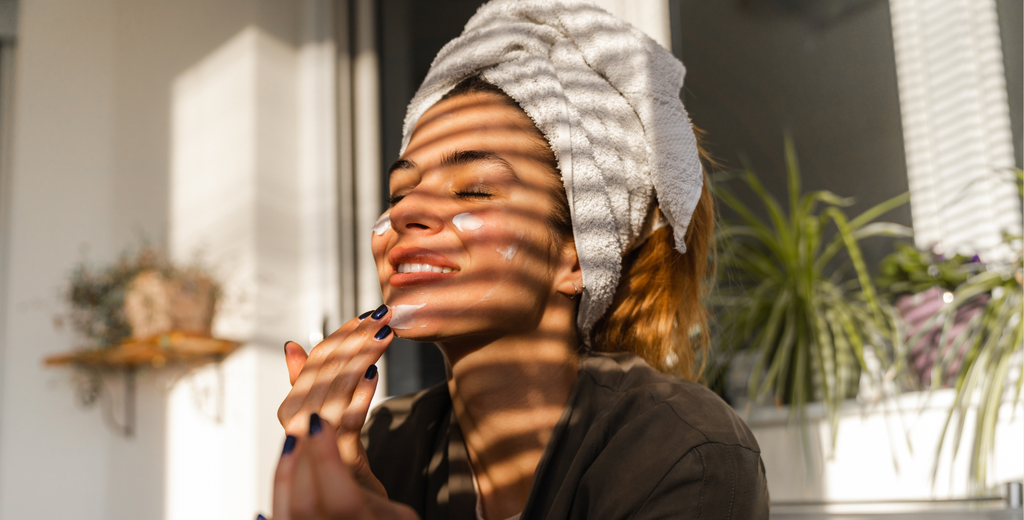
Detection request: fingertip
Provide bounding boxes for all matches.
[370,304,389,320]
[373,325,392,341]
[309,413,323,436]
[364,364,378,380]
[282,435,297,456]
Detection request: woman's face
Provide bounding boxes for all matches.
[371,92,575,345]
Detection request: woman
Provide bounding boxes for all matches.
[270,1,769,519]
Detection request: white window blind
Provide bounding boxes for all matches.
[889,0,1020,260]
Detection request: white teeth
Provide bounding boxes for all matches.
[397,263,457,274]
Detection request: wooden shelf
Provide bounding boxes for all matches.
[44,332,240,370]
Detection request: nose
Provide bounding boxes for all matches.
[388,187,446,235]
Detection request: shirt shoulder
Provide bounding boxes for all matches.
[579,351,761,455]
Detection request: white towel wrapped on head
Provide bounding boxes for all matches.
[399,0,704,343]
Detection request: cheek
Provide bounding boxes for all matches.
[464,216,543,276]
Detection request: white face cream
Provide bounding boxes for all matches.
[389,303,426,329]
[497,245,518,260]
[373,214,392,236]
[452,212,483,232]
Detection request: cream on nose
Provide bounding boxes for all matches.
[373,214,392,235]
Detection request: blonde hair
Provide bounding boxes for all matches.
[443,77,716,381]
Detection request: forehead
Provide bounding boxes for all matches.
[404,93,546,161]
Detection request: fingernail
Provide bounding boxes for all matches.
[365,364,378,380]
[283,341,292,355]
[256,515,267,520]
[370,304,389,319]
[309,413,322,436]
[374,325,392,340]
[358,309,373,320]
[282,435,297,455]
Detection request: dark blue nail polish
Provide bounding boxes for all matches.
[358,309,373,320]
[365,364,378,380]
[374,325,392,340]
[371,304,389,319]
[256,514,267,520]
[309,413,322,436]
[282,435,297,455]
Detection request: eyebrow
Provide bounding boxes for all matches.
[387,150,519,180]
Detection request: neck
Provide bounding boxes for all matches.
[437,298,580,520]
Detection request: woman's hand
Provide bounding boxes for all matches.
[278,305,394,497]
[269,414,419,520]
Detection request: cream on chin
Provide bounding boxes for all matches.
[390,303,427,329]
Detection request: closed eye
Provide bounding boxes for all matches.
[456,190,493,199]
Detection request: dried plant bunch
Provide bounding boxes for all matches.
[64,247,220,349]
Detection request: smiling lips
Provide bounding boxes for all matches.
[397,263,457,274]
[388,247,460,287]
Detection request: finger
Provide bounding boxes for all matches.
[284,342,308,386]
[277,308,382,429]
[318,326,390,427]
[306,413,372,520]
[338,364,379,433]
[281,308,393,434]
[272,435,299,520]
[336,364,387,496]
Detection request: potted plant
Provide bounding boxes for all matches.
[63,247,221,349]
[710,135,910,445]
[876,244,986,388]
[891,168,1023,494]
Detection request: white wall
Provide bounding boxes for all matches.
[0,1,123,518]
[0,1,331,519]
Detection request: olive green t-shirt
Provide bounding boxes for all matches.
[362,352,769,519]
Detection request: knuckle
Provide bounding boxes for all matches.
[276,403,291,426]
[321,351,344,373]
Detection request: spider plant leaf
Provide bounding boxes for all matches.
[767,306,798,399]
[784,133,802,222]
[824,207,886,325]
[832,309,856,404]
[816,192,911,269]
[852,222,914,240]
[741,169,794,253]
[848,191,912,231]
[751,288,793,400]
[791,326,810,428]
[808,190,856,209]
[824,295,870,373]
[714,185,774,235]
[813,309,836,412]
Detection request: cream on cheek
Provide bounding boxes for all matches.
[497,230,525,261]
[452,212,483,232]
[497,245,518,260]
